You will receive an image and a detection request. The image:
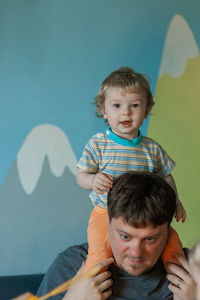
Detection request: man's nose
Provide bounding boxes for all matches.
[129,240,143,257]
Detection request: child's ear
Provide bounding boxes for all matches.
[101,107,107,119]
[145,104,152,118]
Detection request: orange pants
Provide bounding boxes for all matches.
[84,205,184,272]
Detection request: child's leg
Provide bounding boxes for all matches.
[84,205,112,272]
[161,226,185,272]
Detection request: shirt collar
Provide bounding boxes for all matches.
[105,127,142,147]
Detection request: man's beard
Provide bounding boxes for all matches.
[118,259,152,277]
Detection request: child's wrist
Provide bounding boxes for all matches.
[91,173,96,188]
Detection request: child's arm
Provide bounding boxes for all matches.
[164,174,186,223]
[77,169,113,194]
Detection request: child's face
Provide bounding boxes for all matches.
[102,87,149,140]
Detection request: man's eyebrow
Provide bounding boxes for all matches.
[116,228,131,235]
[146,233,161,239]
[116,228,132,237]
[116,230,162,239]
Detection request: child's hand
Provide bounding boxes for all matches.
[175,199,186,223]
[92,172,113,194]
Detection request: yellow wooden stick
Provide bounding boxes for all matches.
[30,265,101,300]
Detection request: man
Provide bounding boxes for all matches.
[37,171,195,300]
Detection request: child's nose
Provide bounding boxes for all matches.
[122,107,131,115]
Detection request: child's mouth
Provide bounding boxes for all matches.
[120,121,132,127]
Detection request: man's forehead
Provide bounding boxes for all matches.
[110,216,168,236]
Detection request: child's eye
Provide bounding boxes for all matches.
[113,104,120,108]
[131,103,139,108]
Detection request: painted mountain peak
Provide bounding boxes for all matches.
[159,14,199,78]
[148,53,200,248]
[17,124,77,194]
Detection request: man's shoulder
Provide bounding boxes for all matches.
[58,243,88,262]
[54,243,88,273]
[37,244,88,298]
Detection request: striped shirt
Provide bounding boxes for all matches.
[77,128,175,207]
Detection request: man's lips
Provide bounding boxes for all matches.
[127,257,144,262]
[125,256,146,265]
[120,121,132,127]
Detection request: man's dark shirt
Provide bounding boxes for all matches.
[37,243,173,300]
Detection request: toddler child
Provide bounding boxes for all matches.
[77,67,186,272]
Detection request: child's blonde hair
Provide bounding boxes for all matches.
[94,67,154,118]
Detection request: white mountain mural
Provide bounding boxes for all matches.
[159,14,199,78]
[0,124,91,275]
[17,124,77,194]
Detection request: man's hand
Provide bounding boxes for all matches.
[92,173,113,194]
[64,258,114,300]
[167,253,196,300]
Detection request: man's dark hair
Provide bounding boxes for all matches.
[107,171,176,228]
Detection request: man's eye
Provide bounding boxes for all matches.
[113,104,120,108]
[121,234,129,240]
[146,237,156,243]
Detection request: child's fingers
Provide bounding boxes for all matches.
[178,209,186,223]
[97,172,113,182]
[105,174,113,181]
[97,175,112,187]
[175,203,186,223]
[93,173,113,193]
[97,180,112,190]
[175,211,181,222]
[181,215,186,223]
[93,181,112,193]
[93,186,106,194]
[101,173,113,184]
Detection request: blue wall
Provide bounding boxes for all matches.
[0,0,199,275]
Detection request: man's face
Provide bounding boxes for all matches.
[108,216,169,276]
